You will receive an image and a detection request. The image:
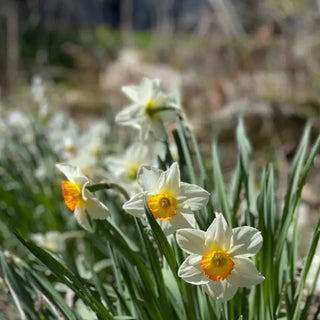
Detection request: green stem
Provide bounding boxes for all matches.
[147,105,180,117]
[86,183,130,201]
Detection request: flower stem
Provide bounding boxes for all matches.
[86,183,130,201]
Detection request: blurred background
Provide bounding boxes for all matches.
[0,0,320,203]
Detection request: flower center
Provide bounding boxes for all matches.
[147,193,176,220]
[144,99,158,119]
[200,250,234,281]
[65,144,74,152]
[89,145,101,157]
[127,164,139,180]
[62,181,85,211]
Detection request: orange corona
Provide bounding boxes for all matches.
[200,250,234,281]
[147,193,176,220]
[62,180,84,211]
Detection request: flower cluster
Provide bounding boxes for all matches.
[55,77,264,301]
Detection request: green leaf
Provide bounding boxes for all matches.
[177,117,197,184]
[292,212,320,320]
[212,142,231,225]
[143,198,177,277]
[134,219,174,319]
[12,229,114,320]
[0,252,37,319]
[162,268,186,320]
[26,270,78,320]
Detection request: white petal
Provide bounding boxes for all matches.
[203,280,237,301]
[150,119,167,141]
[205,213,232,251]
[176,229,206,255]
[139,77,154,102]
[115,104,144,126]
[229,227,263,257]
[105,156,127,175]
[121,85,139,102]
[56,163,84,182]
[227,256,265,287]
[139,120,153,140]
[137,165,162,192]
[74,205,93,232]
[179,182,210,211]
[127,142,151,163]
[122,193,145,218]
[178,206,193,215]
[159,162,180,195]
[74,177,90,201]
[160,212,195,235]
[86,197,109,220]
[178,255,209,285]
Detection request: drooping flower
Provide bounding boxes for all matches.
[176,213,264,301]
[122,162,209,235]
[56,163,109,231]
[115,78,180,140]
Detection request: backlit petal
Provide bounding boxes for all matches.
[115,104,143,126]
[122,193,146,218]
[137,165,162,192]
[203,280,237,301]
[150,119,167,141]
[179,182,210,211]
[122,85,139,102]
[56,163,83,182]
[159,162,180,195]
[74,205,93,232]
[178,255,209,285]
[229,227,263,257]
[205,213,232,251]
[86,197,109,220]
[159,212,195,235]
[227,256,265,287]
[176,229,206,255]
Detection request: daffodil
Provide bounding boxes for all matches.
[29,231,84,252]
[56,163,109,232]
[48,112,79,160]
[122,162,209,234]
[176,212,264,301]
[105,142,160,195]
[115,78,180,140]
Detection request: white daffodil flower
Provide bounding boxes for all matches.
[115,77,180,140]
[105,142,159,195]
[122,162,209,235]
[30,231,66,252]
[80,120,110,158]
[56,163,109,232]
[29,230,84,252]
[176,212,264,301]
[48,112,79,160]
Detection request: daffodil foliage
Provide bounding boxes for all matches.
[0,77,320,320]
